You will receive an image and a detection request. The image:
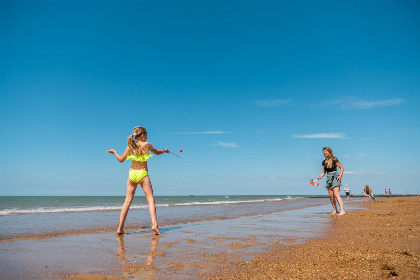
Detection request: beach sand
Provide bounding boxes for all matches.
[202,196,420,280]
[1,197,419,279]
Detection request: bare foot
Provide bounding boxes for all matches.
[152,226,161,235]
[338,212,346,216]
[117,229,124,235]
[331,212,338,215]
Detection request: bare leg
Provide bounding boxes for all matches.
[146,235,160,266]
[333,187,346,215]
[327,188,338,214]
[117,179,137,234]
[140,176,160,235]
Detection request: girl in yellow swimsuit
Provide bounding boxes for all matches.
[107,126,169,235]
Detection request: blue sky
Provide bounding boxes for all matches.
[1,0,419,196]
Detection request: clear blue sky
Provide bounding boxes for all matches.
[1,0,419,196]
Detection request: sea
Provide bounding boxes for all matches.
[0,195,365,241]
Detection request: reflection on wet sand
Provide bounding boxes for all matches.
[117,235,160,279]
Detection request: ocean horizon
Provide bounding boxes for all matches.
[0,195,327,216]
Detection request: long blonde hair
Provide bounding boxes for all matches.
[323,146,338,169]
[127,126,146,155]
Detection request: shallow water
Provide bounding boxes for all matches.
[0,196,366,279]
[0,195,350,239]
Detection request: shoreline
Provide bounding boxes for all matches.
[1,197,418,279]
[0,196,332,242]
[203,196,420,279]
[0,201,337,279]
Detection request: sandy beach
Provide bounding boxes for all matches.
[203,196,420,280]
[1,196,419,279]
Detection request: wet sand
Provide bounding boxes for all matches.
[203,196,420,280]
[0,202,336,279]
[1,197,418,279]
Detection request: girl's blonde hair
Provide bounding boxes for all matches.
[365,184,371,191]
[127,126,147,155]
[323,146,338,169]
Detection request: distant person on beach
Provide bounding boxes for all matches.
[344,184,353,202]
[318,147,345,215]
[107,126,169,235]
[362,185,376,202]
[389,189,392,196]
[385,189,388,196]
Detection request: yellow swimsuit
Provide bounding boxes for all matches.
[127,153,153,183]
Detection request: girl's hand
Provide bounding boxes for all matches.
[107,149,115,154]
[338,175,342,182]
[163,148,169,153]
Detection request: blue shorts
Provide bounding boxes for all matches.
[325,172,341,189]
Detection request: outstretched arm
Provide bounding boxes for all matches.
[107,147,130,162]
[318,169,325,180]
[337,161,344,181]
[147,142,169,155]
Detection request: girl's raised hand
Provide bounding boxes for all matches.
[107,149,116,154]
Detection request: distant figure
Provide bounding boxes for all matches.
[344,184,353,202]
[385,189,388,196]
[362,185,376,202]
[389,189,392,196]
[107,126,169,235]
[318,147,345,215]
